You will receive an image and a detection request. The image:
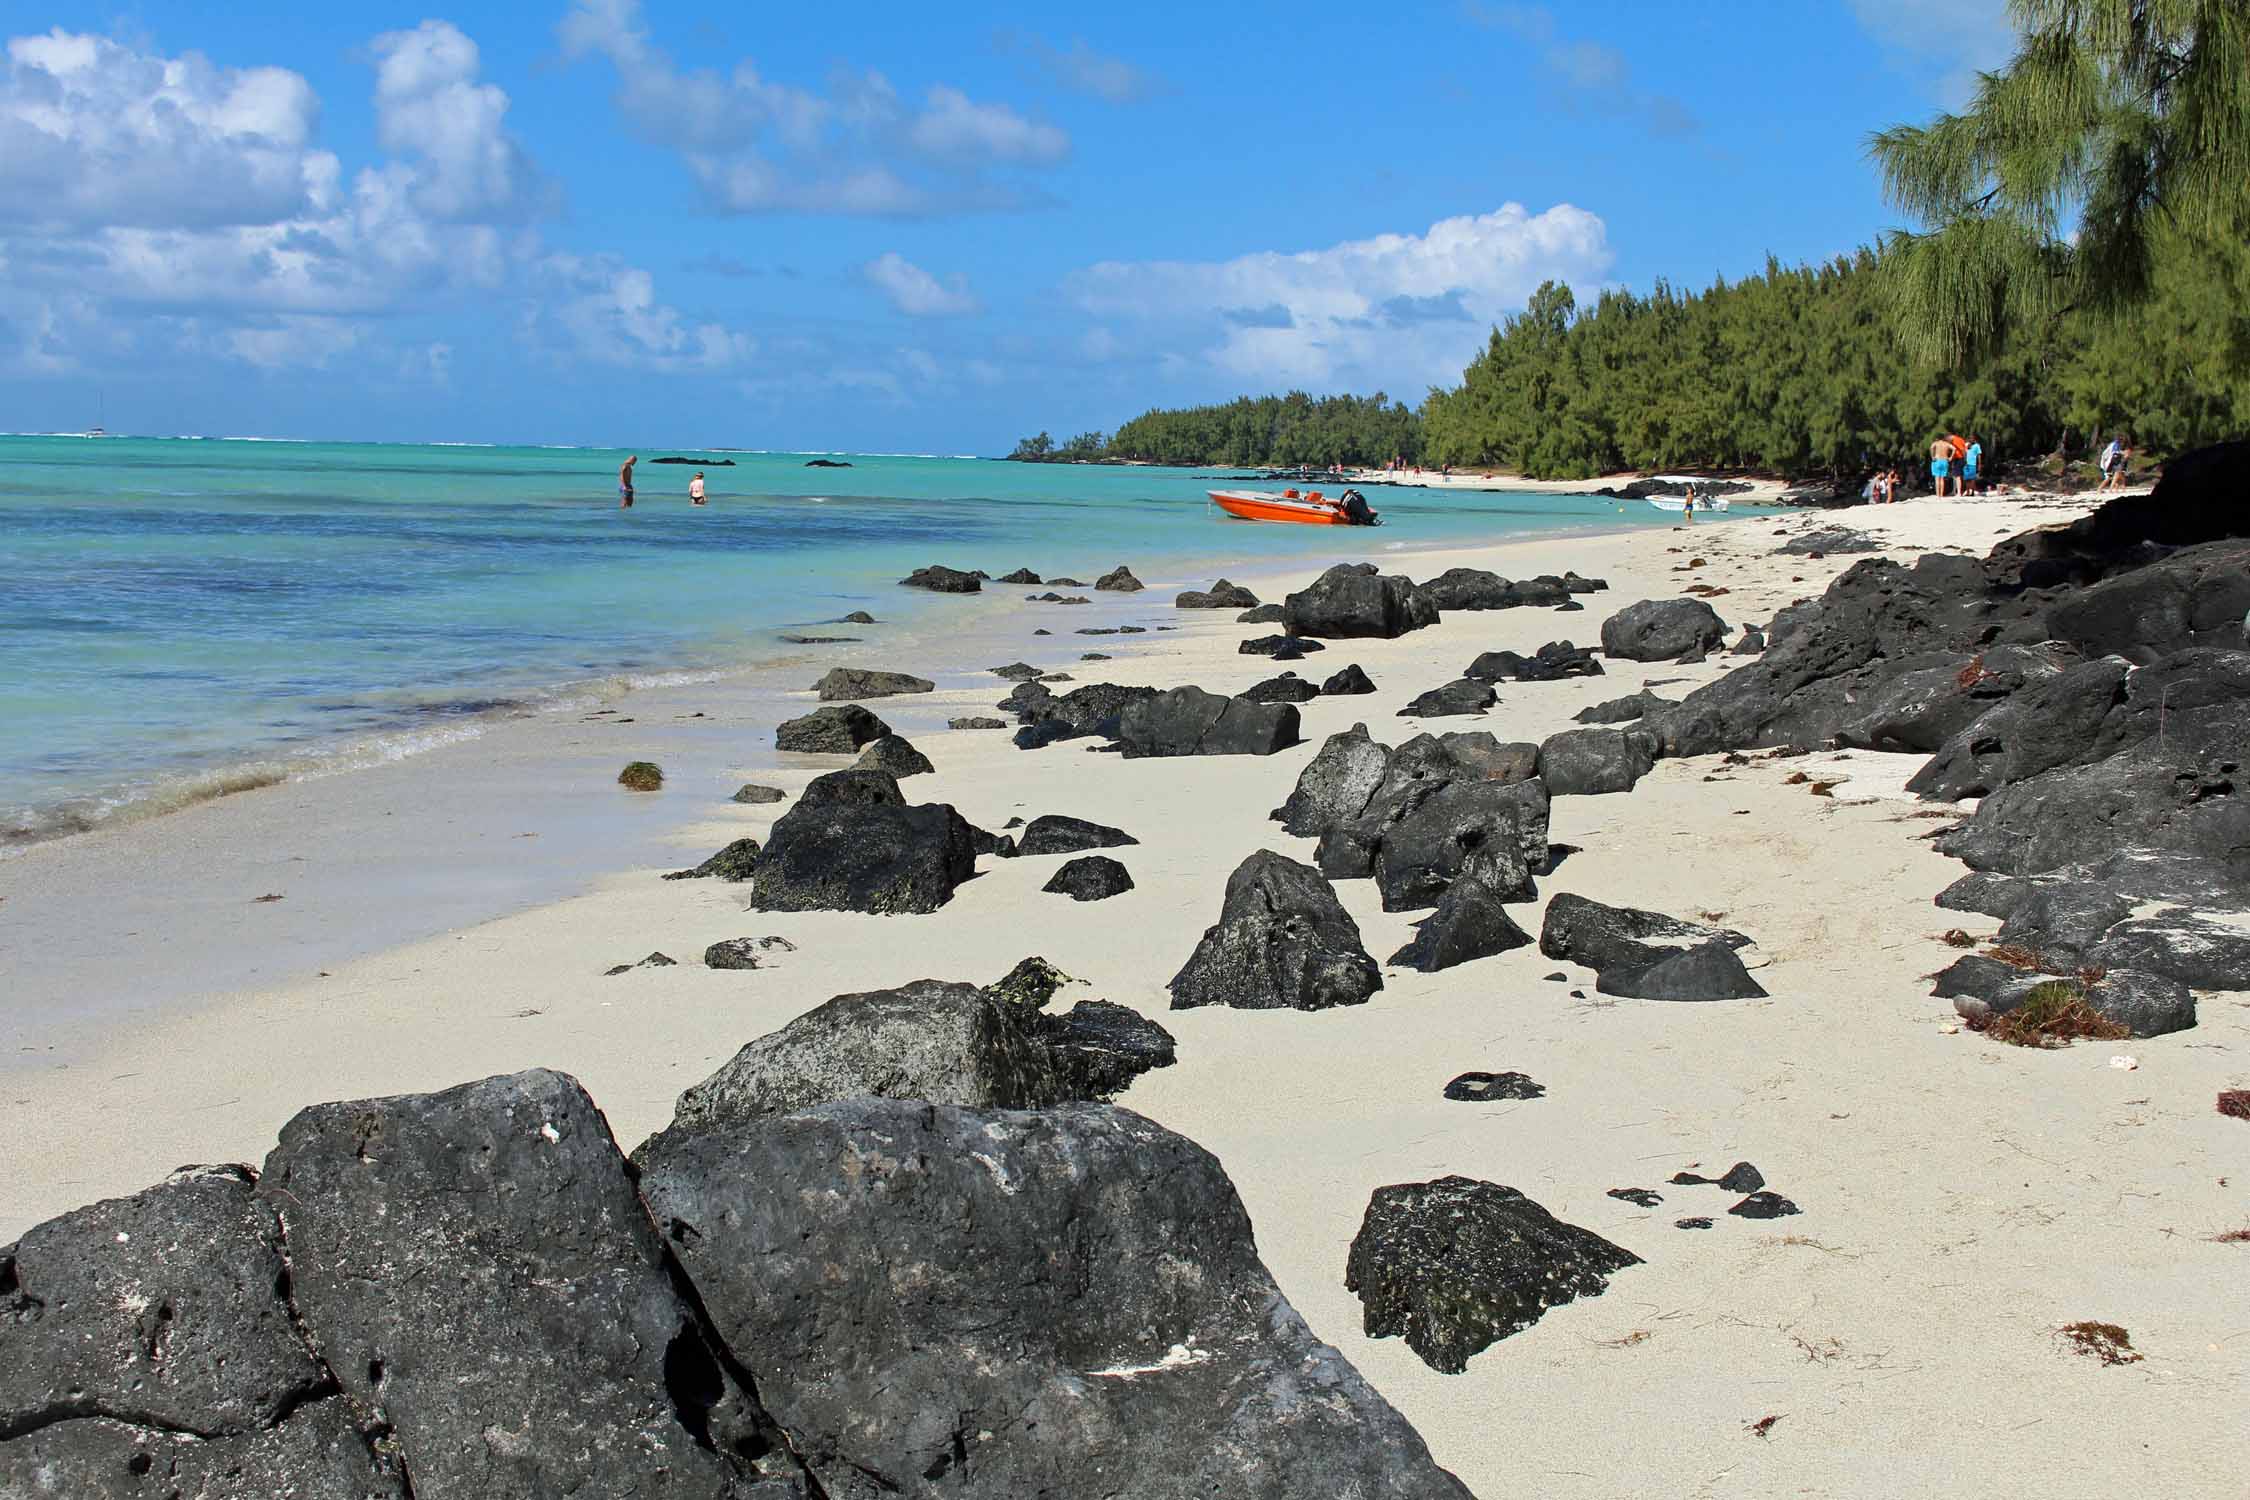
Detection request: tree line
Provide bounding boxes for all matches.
[1008,393,1424,469]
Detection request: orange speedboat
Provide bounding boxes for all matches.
[1208,487,1380,526]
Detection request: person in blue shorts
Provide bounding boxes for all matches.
[1929,437,1951,496]
[1963,436,1982,494]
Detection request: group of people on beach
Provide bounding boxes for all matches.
[616,455,708,509]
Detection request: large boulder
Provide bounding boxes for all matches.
[852,734,934,778]
[0,1165,328,1439]
[751,798,978,914]
[1017,813,1138,856]
[1599,598,1726,661]
[1594,941,1767,1001]
[898,564,981,593]
[1386,851,1535,971]
[1540,892,1754,975]
[1117,685,1301,757]
[1272,724,1393,838]
[1094,564,1145,592]
[1043,854,1136,901]
[1040,1001,1178,1098]
[1441,732,1540,784]
[1323,663,1378,695]
[799,766,906,806]
[1244,671,1323,704]
[2044,543,2250,662]
[776,703,891,754]
[1170,850,1383,1011]
[1285,564,1440,640]
[1345,1176,1641,1374]
[1372,780,1543,912]
[1536,727,1659,796]
[1015,681,1164,746]
[1397,679,1496,719]
[812,667,933,700]
[1993,882,2136,967]
[1175,579,1259,608]
[1315,738,1549,882]
[2088,912,2250,991]
[259,1070,773,1500]
[0,1403,407,1500]
[636,1100,1473,1499]
[1413,568,1513,611]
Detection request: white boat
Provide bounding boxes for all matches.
[1647,495,1729,513]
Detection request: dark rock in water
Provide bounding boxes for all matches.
[1607,1187,1663,1207]
[1442,1071,1543,1102]
[998,568,1042,584]
[1038,1001,1177,1098]
[1029,591,1091,604]
[1935,869,2036,918]
[1323,663,1377,695]
[1599,598,1726,661]
[1095,564,1145,592]
[1245,670,1323,704]
[949,714,1007,729]
[1995,881,2134,966]
[638,1100,1473,1500]
[751,797,977,914]
[1242,632,1325,657]
[1398,678,1496,718]
[782,632,860,644]
[260,1070,765,1500]
[1729,1192,1801,1219]
[1540,892,1753,975]
[1176,578,1261,609]
[991,660,1044,680]
[1388,855,1535,970]
[1047,576,1087,588]
[703,937,765,970]
[732,782,786,804]
[840,610,876,624]
[1170,850,1383,1011]
[0,1164,329,1439]
[1675,1216,1714,1230]
[1076,626,1119,636]
[804,458,849,468]
[1118,685,1302,758]
[1595,940,1767,1001]
[618,760,663,790]
[1237,602,1289,624]
[657,981,1078,1129]
[1119,624,1148,633]
[1273,724,1393,837]
[662,835,762,881]
[1573,690,1674,724]
[603,950,677,975]
[852,733,934,778]
[899,564,982,593]
[1082,651,1112,660]
[1779,527,1882,556]
[775,702,891,753]
[0,1404,407,1499]
[799,766,905,807]
[1044,854,1135,901]
[1018,813,1138,856]
[1287,563,1440,639]
[1466,641,1604,683]
[1536,726,1659,796]
[812,667,932,700]
[1345,1176,1642,1374]
[1731,626,1767,655]
[2090,911,2250,992]
[1373,783,1543,911]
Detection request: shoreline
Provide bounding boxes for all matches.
[9,487,2237,1500]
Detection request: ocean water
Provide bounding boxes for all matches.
[0,436,1727,844]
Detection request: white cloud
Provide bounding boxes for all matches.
[0,29,334,233]
[369,21,549,222]
[1845,0,2017,107]
[1066,203,1613,389]
[559,0,1068,216]
[529,254,755,372]
[864,252,980,316]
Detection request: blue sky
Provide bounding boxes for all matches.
[0,1,2015,450]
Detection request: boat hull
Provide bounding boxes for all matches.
[1208,489,1352,525]
[1647,496,1730,513]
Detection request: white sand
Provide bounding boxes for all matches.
[4,491,2244,1497]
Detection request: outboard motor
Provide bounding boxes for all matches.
[1339,488,1379,526]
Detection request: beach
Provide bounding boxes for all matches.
[6,487,2241,1498]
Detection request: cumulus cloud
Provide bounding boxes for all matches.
[528,254,756,372]
[863,252,980,316]
[559,0,1068,216]
[1066,203,1613,388]
[1845,0,2017,107]
[1000,34,1164,104]
[1464,4,1696,138]
[0,24,746,378]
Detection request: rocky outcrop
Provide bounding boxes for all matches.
[812,667,933,700]
[1244,671,1322,703]
[1536,726,1659,796]
[1094,564,1145,592]
[1346,1176,1641,1373]
[1540,893,1763,999]
[1117,685,1301,757]
[852,734,934,778]
[1175,579,1260,608]
[751,795,977,914]
[1017,813,1138,856]
[1599,598,1726,661]
[899,564,982,593]
[1466,641,1604,682]
[775,703,891,753]
[1170,850,1383,1011]
[1285,564,1440,639]
[1779,526,1882,556]
[1043,854,1135,900]
[662,835,761,881]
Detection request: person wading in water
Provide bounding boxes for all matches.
[618,454,638,509]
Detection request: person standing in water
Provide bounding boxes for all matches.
[618,454,637,508]
[1682,484,1697,522]
[688,471,707,505]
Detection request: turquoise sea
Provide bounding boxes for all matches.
[0,435,1726,844]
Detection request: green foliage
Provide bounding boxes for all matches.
[1870,0,2250,366]
[1009,393,1423,467]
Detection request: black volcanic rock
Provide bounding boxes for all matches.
[775,703,891,753]
[1323,663,1378,695]
[899,564,982,593]
[1094,564,1145,592]
[751,797,977,914]
[1599,598,1726,661]
[1398,678,1496,718]
[811,666,933,700]
[1442,1071,1543,1102]
[1118,685,1301,757]
[1043,854,1135,901]
[1170,850,1382,1011]
[662,835,762,881]
[1286,564,1440,639]
[1017,813,1139,856]
[1245,671,1323,703]
[1176,579,1260,609]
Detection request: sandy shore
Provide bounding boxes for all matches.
[5,490,2243,1497]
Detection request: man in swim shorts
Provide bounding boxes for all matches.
[688,471,706,505]
[1963,436,1982,494]
[619,454,637,508]
[1929,437,1951,496]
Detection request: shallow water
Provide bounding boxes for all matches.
[0,436,1728,843]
